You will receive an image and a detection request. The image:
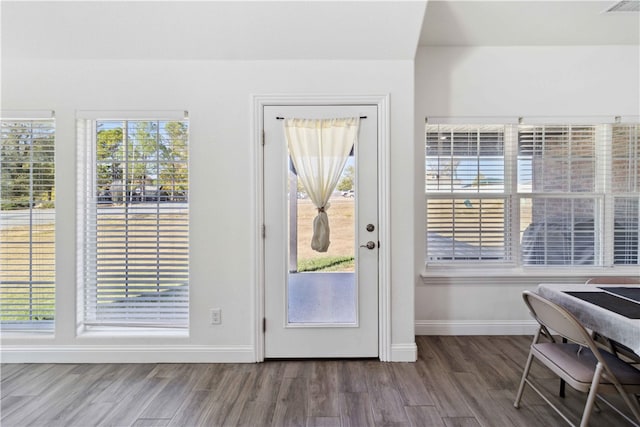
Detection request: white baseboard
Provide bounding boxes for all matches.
[415,320,538,336]
[0,345,256,364]
[1,323,537,364]
[390,343,418,362]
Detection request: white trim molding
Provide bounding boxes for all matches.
[75,110,187,120]
[390,343,418,362]
[250,93,391,362]
[415,320,538,336]
[1,110,55,119]
[0,345,256,364]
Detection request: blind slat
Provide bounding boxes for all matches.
[425,122,639,267]
[82,118,189,328]
[0,118,55,330]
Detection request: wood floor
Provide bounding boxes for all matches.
[1,335,637,427]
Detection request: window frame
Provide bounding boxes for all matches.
[1,112,56,331]
[77,112,190,332]
[425,123,515,266]
[424,118,639,273]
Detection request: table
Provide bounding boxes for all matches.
[537,283,640,357]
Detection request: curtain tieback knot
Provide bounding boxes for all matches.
[317,206,326,213]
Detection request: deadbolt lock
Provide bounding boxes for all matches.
[366,224,375,232]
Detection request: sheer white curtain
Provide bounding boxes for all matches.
[284,117,360,252]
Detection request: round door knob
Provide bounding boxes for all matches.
[360,241,376,250]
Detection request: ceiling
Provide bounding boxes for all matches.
[420,1,640,46]
[0,1,426,60]
[1,1,638,61]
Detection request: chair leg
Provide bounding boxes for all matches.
[514,351,534,408]
[628,395,640,425]
[559,337,567,398]
[615,387,640,424]
[580,363,603,427]
[597,393,640,427]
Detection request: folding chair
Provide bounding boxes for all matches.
[514,290,640,427]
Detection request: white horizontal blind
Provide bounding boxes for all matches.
[518,125,600,266]
[82,119,189,328]
[0,118,55,329]
[425,120,639,269]
[425,125,510,262]
[611,124,639,265]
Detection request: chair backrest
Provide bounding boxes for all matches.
[585,276,640,285]
[522,290,594,347]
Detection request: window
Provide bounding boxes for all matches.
[518,125,598,265]
[79,116,189,328]
[612,124,639,265]
[1,116,55,330]
[425,121,639,268]
[425,125,510,262]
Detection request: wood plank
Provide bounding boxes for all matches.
[0,363,30,383]
[53,364,124,426]
[97,376,169,426]
[225,369,261,424]
[237,400,276,427]
[488,386,561,426]
[272,377,308,427]
[307,416,341,427]
[131,418,171,427]
[525,375,636,426]
[166,390,217,427]
[449,371,517,427]
[431,337,476,374]
[1,364,71,397]
[0,395,30,421]
[0,371,83,426]
[404,405,446,427]
[0,336,635,427]
[414,353,474,418]
[63,402,116,427]
[467,336,530,391]
[390,363,434,406]
[92,364,158,404]
[139,365,200,419]
[308,361,340,417]
[245,361,286,403]
[199,369,254,426]
[442,417,481,427]
[364,362,409,425]
[192,363,228,392]
[338,361,368,393]
[283,360,312,379]
[340,392,374,427]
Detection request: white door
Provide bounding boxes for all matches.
[263,105,378,358]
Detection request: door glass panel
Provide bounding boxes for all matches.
[287,155,357,325]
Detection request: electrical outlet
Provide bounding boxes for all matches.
[210,308,221,325]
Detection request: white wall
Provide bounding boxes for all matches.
[4,44,636,359]
[415,45,640,335]
[1,58,417,362]
[416,46,639,118]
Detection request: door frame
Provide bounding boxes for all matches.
[251,94,391,362]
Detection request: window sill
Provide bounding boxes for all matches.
[420,265,638,285]
[77,326,189,338]
[0,330,55,339]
